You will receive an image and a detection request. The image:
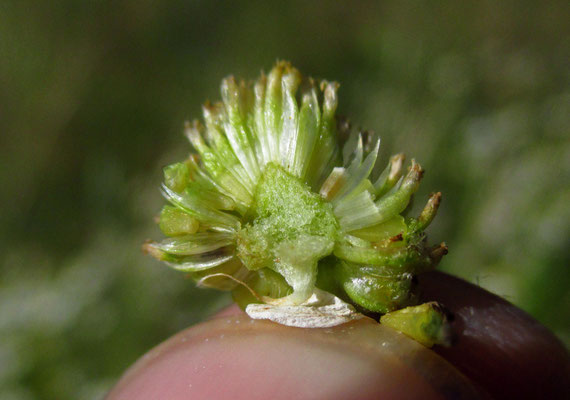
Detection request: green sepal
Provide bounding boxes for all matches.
[221,76,260,183]
[306,81,340,189]
[263,62,287,162]
[161,184,240,232]
[158,206,199,236]
[293,88,320,179]
[190,258,250,291]
[145,242,235,272]
[185,121,253,209]
[333,240,435,274]
[163,162,191,193]
[232,268,292,309]
[374,153,405,197]
[333,260,418,314]
[149,232,234,256]
[407,192,442,234]
[349,216,407,243]
[373,160,424,225]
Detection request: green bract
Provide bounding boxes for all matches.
[146,61,452,347]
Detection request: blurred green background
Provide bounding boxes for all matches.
[1,0,569,398]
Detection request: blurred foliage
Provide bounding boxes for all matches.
[1,0,569,398]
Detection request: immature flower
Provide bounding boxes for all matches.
[145,62,451,346]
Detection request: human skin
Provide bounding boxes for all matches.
[106,272,570,399]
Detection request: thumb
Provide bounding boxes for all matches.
[106,307,481,400]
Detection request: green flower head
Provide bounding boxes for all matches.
[145,61,451,346]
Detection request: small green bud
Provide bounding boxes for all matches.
[158,206,199,236]
[380,302,454,347]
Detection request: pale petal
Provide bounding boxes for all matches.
[246,289,364,328]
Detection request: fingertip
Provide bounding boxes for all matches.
[419,271,570,399]
[107,314,481,400]
[209,303,244,319]
[107,272,570,400]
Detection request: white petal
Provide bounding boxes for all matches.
[246,289,365,328]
